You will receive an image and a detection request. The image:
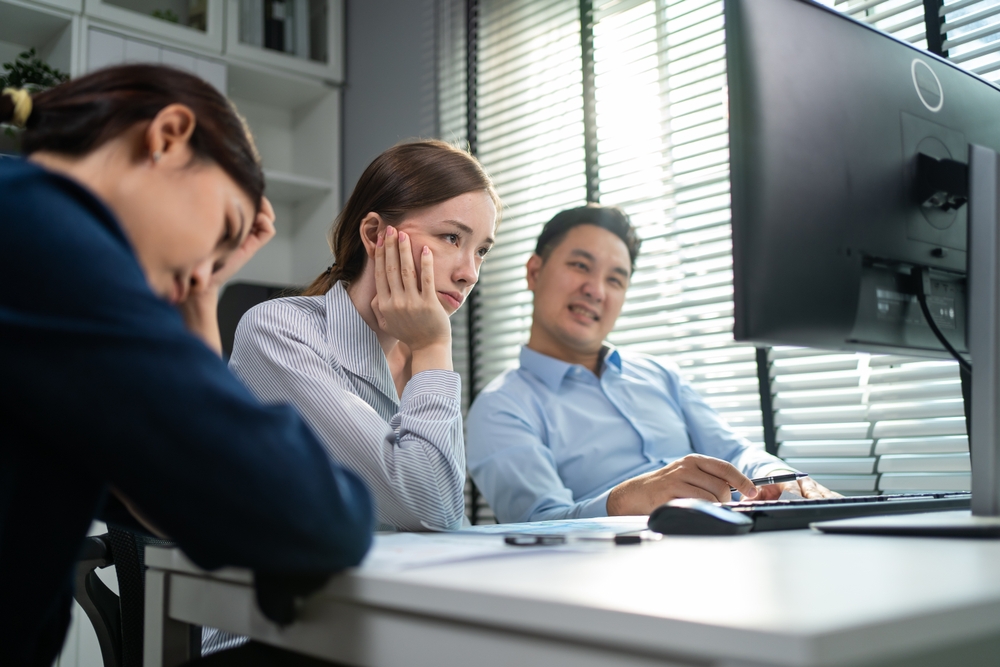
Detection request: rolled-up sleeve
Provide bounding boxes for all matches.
[230,301,466,531]
[676,378,797,478]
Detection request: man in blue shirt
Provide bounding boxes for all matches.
[467,205,836,523]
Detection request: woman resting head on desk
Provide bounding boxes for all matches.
[1,67,377,666]
[229,140,500,532]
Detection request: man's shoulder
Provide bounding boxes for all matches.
[468,364,547,416]
[614,348,682,379]
[475,365,533,400]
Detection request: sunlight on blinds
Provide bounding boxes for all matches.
[943,0,1000,82]
[594,0,764,445]
[833,0,929,47]
[473,0,587,391]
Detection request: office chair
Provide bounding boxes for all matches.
[218,282,300,359]
[74,526,190,667]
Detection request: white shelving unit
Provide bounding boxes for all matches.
[1,0,342,290]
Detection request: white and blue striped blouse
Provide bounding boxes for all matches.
[229,280,467,532]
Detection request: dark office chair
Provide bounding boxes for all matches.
[74,525,190,667]
[218,282,300,359]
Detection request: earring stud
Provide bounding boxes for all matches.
[152,151,162,163]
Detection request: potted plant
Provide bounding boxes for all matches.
[1,48,69,156]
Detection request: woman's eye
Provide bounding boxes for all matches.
[443,233,459,244]
[477,246,491,258]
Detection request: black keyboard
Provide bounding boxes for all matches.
[724,492,972,532]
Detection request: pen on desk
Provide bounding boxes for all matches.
[503,532,658,547]
[730,472,809,492]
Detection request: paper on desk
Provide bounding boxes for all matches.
[361,532,592,572]
[449,515,650,536]
[361,517,650,572]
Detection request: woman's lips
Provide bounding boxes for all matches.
[438,291,462,309]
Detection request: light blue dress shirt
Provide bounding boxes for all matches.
[466,346,794,523]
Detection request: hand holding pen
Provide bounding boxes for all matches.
[730,472,810,492]
[733,472,843,501]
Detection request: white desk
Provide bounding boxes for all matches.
[144,529,1000,667]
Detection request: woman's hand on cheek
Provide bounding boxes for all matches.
[371,226,453,372]
[176,197,276,355]
[209,196,277,289]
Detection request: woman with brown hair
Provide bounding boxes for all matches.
[230,140,500,532]
[0,66,372,667]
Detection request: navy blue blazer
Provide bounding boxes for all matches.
[0,158,374,666]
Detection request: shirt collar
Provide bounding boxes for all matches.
[519,344,622,392]
[325,281,398,402]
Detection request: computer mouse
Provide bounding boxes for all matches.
[647,498,754,536]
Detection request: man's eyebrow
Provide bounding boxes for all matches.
[567,249,596,262]
[441,219,495,247]
[568,248,629,278]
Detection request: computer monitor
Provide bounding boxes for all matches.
[725,0,1000,525]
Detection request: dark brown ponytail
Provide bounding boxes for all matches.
[302,140,500,296]
[5,65,264,210]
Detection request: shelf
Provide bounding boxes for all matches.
[0,1,74,52]
[263,169,332,204]
[83,0,223,52]
[227,56,333,110]
[0,0,76,78]
[224,0,341,82]
[30,0,82,12]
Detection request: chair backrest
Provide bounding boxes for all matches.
[218,282,301,359]
[107,527,175,667]
[74,528,182,667]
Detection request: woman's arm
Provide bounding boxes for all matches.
[230,300,467,531]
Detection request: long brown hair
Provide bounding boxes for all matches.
[302,140,500,296]
[1,64,264,209]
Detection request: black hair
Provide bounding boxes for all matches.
[534,204,641,272]
[1,64,264,212]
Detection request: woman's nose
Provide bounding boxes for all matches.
[189,258,215,292]
[454,250,479,285]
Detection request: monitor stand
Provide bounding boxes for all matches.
[814,143,1000,537]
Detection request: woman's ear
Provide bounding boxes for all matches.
[359,212,385,258]
[145,103,197,165]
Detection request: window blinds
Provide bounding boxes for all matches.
[943,0,1000,81]
[471,0,765,446]
[473,0,588,392]
[594,0,765,446]
[455,0,989,509]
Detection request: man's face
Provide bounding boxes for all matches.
[526,223,632,357]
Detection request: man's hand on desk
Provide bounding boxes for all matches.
[753,475,841,501]
[607,454,759,515]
